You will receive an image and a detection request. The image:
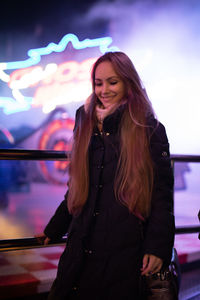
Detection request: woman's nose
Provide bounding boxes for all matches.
[102,83,109,93]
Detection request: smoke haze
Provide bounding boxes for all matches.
[78,0,200,154]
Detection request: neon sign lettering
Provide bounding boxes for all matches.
[0,33,119,114]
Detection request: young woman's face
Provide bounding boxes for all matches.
[94,61,125,108]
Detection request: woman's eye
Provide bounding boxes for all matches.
[95,82,102,86]
[110,81,117,85]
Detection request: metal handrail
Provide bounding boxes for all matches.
[0,149,70,160]
[0,237,67,252]
[0,225,199,252]
[0,149,199,251]
[171,154,200,163]
[175,225,200,234]
[0,149,200,162]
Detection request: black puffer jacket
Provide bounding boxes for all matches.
[45,104,175,300]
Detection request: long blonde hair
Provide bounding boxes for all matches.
[68,52,155,219]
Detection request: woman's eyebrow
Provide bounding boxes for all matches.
[95,76,119,81]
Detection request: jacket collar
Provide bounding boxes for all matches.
[99,103,127,134]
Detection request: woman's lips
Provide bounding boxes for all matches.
[101,96,113,100]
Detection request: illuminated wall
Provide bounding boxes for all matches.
[0,1,199,237]
[0,34,118,115]
[0,33,118,147]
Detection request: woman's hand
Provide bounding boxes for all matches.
[141,254,163,276]
[35,233,51,245]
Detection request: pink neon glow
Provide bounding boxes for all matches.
[8,57,97,110]
[9,58,96,86]
[9,66,42,88]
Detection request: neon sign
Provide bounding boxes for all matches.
[0,33,119,114]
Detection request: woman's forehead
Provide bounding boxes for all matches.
[95,61,119,79]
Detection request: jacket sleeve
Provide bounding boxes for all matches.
[44,191,72,240]
[143,120,175,266]
[44,106,85,240]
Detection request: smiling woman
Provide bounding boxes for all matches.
[39,51,175,300]
[94,61,125,108]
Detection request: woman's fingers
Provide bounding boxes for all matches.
[141,254,163,276]
[35,234,50,245]
[44,237,51,245]
[152,264,162,274]
[141,254,149,272]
